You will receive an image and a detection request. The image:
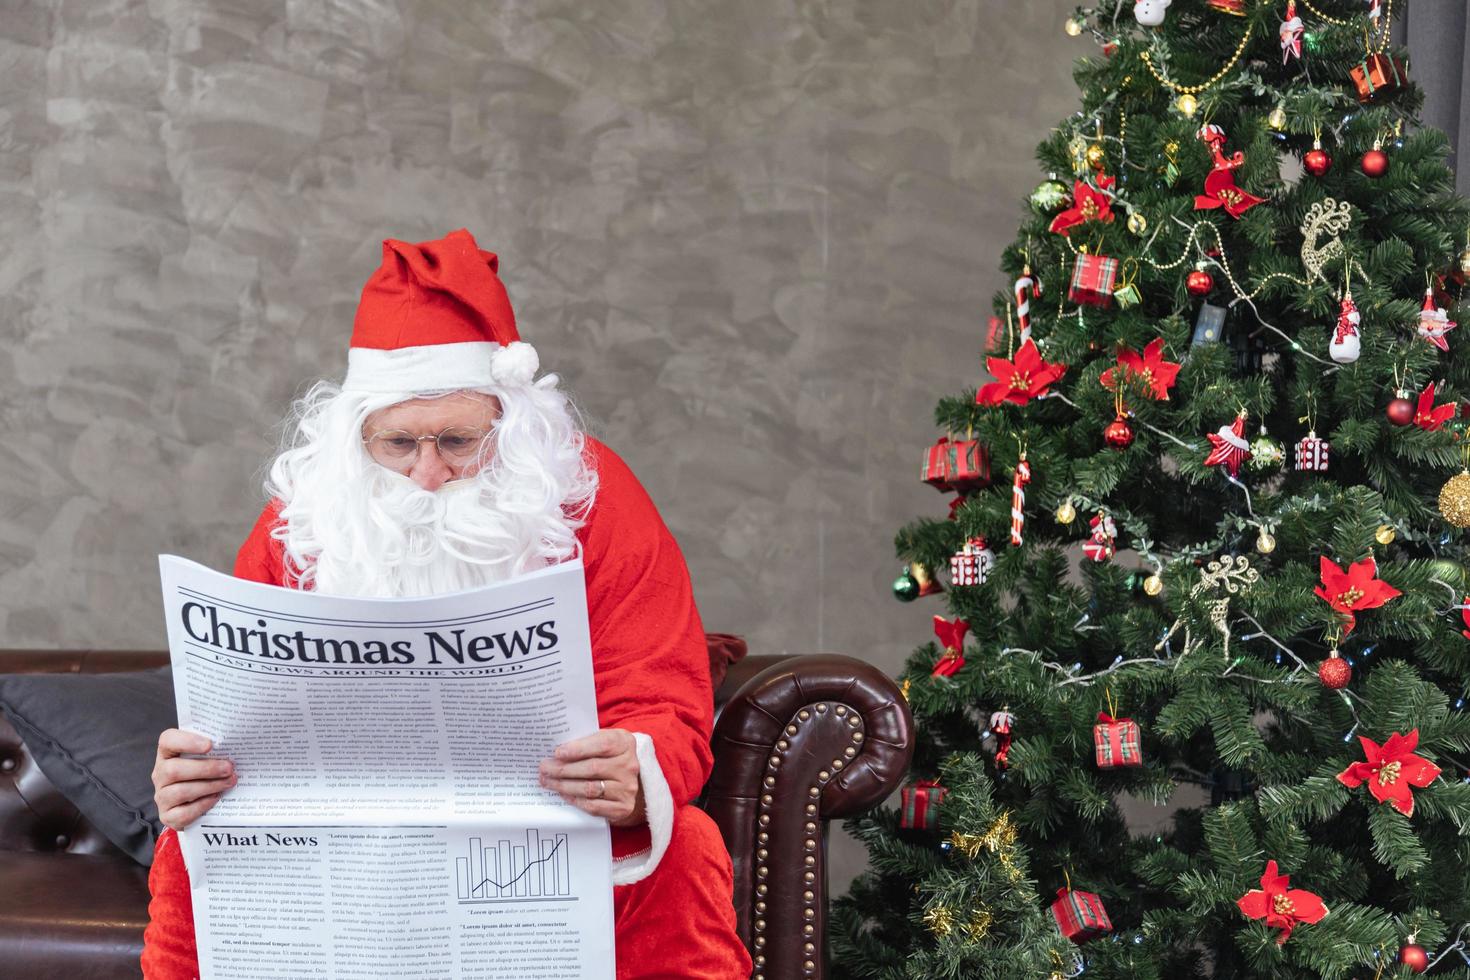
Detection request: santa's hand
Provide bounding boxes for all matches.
[152,729,236,831]
[539,729,645,827]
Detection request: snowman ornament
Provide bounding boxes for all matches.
[1329,295,1361,364]
[1135,0,1172,26]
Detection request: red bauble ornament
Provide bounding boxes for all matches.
[1186,269,1215,296]
[1399,943,1429,973]
[1318,656,1351,690]
[1104,414,1135,449]
[1360,147,1389,178]
[1387,390,1415,426]
[1303,143,1332,177]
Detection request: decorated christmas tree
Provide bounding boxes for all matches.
[833,1,1470,977]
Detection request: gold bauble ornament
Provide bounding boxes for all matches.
[1127,212,1148,235]
[1256,529,1276,554]
[1459,248,1470,276]
[1143,573,1163,596]
[1440,470,1470,527]
[1085,143,1106,168]
[1267,104,1288,130]
[1056,499,1077,525]
[1375,524,1396,545]
[1177,93,1199,117]
[1064,17,1084,36]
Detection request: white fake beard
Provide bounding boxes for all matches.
[263,380,598,598]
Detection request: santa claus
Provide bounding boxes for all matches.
[142,229,752,978]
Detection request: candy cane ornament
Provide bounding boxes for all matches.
[1010,453,1031,546]
[1014,266,1041,344]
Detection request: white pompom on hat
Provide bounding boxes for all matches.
[342,228,538,393]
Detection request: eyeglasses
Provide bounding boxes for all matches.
[362,426,491,472]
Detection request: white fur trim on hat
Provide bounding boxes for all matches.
[343,341,538,393]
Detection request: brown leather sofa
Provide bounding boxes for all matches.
[0,648,912,980]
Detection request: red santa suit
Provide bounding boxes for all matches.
[141,230,751,979]
[143,437,752,979]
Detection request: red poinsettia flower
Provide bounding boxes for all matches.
[1414,382,1457,431]
[930,615,970,678]
[1313,556,1402,635]
[1099,338,1181,401]
[1236,861,1328,945]
[1194,160,1267,219]
[1048,175,1116,236]
[1337,729,1442,817]
[977,339,1068,406]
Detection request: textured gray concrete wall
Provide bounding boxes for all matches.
[0,0,1080,882]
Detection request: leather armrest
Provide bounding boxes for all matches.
[703,655,912,980]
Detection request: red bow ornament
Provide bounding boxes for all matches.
[1337,729,1441,817]
[1099,337,1181,401]
[1414,381,1457,431]
[930,615,970,678]
[1236,861,1328,945]
[1313,555,1401,635]
[1048,175,1116,236]
[977,339,1067,406]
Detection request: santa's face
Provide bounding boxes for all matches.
[362,391,502,491]
[265,381,597,598]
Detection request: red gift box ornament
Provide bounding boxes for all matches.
[922,433,992,491]
[931,615,970,678]
[1351,52,1407,103]
[950,536,995,587]
[899,779,949,830]
[1051,884,1113,944]
[922,435,953,491]
[1069,251,1119,308]
[1094,709,1143,769]
[1295,430,1329,472]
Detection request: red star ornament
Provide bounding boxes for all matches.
[1048,175,1116,236]
[1413,382,1457,431]
[1099,338,1181,401]
[1204,412,1252,477]
[1337,729,1441,817]
[1417,288,1457,352]
[1313,555,1402,635]
[1236,861,1328,945]
[976,339,1067,406]
[930,615,970,678]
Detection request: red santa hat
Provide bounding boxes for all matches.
[343,228,539,393]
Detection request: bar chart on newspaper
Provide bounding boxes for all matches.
[455,828,578,903]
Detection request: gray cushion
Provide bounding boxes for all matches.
[0,667,174,865]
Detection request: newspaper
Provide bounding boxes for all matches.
[158,555,614,980]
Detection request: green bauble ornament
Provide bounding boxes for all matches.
[893,568,920,602]
[1247,435,1285,471]
[1030,179,1069,212]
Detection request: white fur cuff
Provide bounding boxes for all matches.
[611,731,674,886]
[343,341,538,393]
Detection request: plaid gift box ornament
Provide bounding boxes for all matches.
[1350,52,1407,103]
[1295,430,1329,472]
[1051,885,1113,944]
[899,779,949,830]
[1094,710,1143,769]
[950,537,995,587]
[921,434,991,493]
[1069,251,1118,308]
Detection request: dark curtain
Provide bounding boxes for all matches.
[1401,5,1470,192]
